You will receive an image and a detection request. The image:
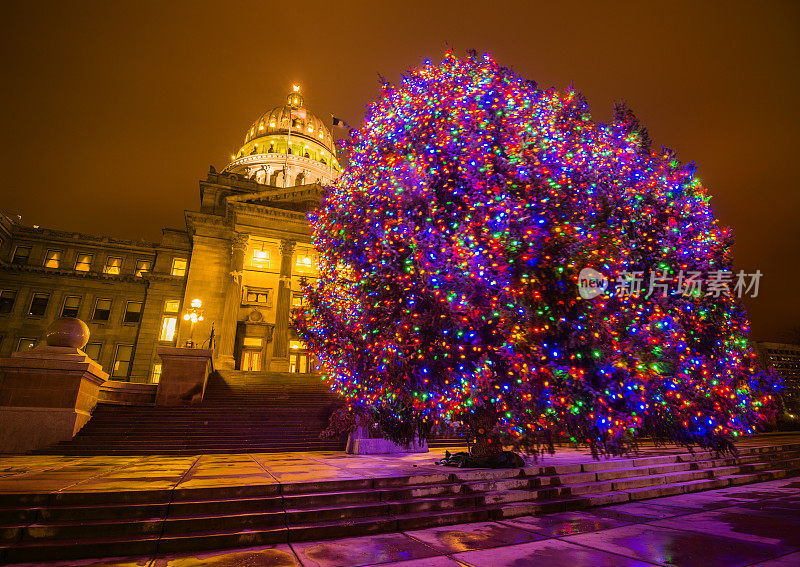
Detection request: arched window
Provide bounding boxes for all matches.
[295,172,305,186]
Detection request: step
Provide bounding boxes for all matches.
[4,444,797,561]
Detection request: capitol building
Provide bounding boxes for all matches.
[0,88,340,382]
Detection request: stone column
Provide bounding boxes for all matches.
[216,232,248,369]
[271,239,295,371]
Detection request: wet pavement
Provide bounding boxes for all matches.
[2,433,797,497]
[9,476,800,566]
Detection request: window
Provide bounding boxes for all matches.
[43,249,62,269]
[135,259,151,277]
[75,253,93,272]
[244,288,271,305]
[17,338,37,352]
[12,246,31,265]
[159,316,177,342]
[123,301,143,323]
[292,293,305,307]
[251,249,270,269]
[61,295,81,318]
[171,258,187,277]
[112,345,133,378]
[93,298,112,321]
[84,342,102,360]
[296,254,313,268]
[0,290,17,314]
[28,293,50,316]
[242,337,262,348]
[151,362,162,384]
[103,257,123,275]
[160,300,179,342]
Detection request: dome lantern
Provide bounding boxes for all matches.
[287,84,304,108]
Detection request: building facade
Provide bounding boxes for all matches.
[757,342,800,415]
[0,88,339,382]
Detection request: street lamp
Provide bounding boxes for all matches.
[183,298,204,348]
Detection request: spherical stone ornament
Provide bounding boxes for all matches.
[45,317,90,349]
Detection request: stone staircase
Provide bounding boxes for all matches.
[36,371,348,455]
[2,442,799,563]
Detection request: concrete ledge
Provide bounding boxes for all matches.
[347,438,428,455]
[99,381,157,406]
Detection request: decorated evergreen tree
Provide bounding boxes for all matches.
[296,52,780,457]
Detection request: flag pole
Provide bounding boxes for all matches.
[284,96,292,189]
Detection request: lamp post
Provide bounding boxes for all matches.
[183,298,204,348]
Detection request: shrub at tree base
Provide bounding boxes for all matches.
[296,51,781,458]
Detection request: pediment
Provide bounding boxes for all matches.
[226,183,323,213]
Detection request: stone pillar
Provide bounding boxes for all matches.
[155,347,213,406]
[216,232,248,369]
[0,318,108,454]
[271,239,295,371]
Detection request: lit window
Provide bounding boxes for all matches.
[93,298,112,321]
[135,259,151,277]
[270,121,276,128]
[44,250,62,269]
[259,123,264,131]
[171,258,187,277]
[296,254,313,268]
[252,249,270,269]
[112,345,133,378]
[292,293,304,307]
[104,257,123,275]
[84,342,101,360]
[12,246,31,265]
[75,253,93,272]
[308,125,314,133]
[318,132,324,140]
[159,316,177,342]
[242,337,262,347]
[124,301,143,323]
[170,258,187,277]
[61,295,81,318]
[28,293,50,316]
[17,338,37,352]
[164,300,180,314]
[151,362,162,384]
[0,290,17,314]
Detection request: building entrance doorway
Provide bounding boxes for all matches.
[289,340,309,373]
[242,350,261,371]
[234,321,273,371]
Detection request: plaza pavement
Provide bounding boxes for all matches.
[1,435,795,497]
[1,433,798,566]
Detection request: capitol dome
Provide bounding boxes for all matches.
[223,87,341,188]
[243,91,336,154]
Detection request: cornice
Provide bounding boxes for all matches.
[11,225,158,251]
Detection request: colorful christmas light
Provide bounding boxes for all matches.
[295,51,781,452]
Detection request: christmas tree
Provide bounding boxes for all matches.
[296,51,780,456]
